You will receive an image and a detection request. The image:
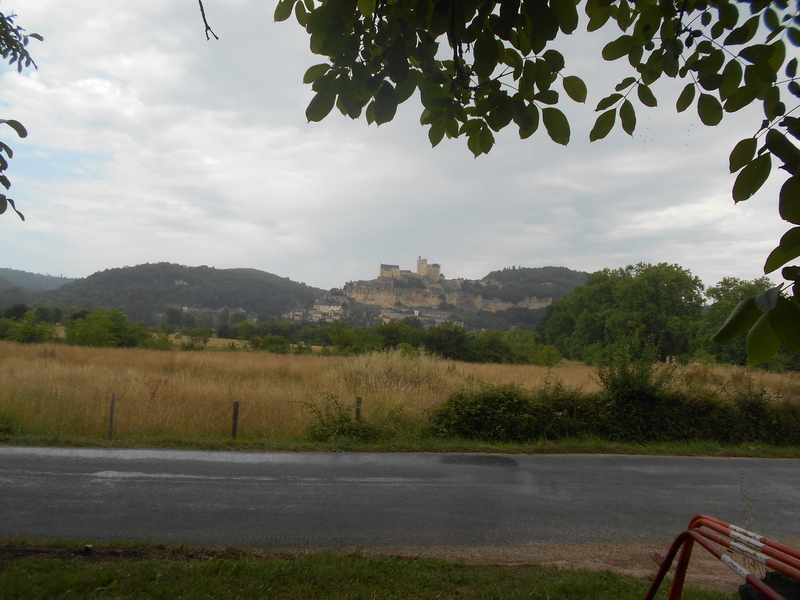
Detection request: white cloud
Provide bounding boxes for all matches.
[0,0,789,292]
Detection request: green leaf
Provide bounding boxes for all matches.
[2,195,22,220]
[479,125,495,154]
[724,85,760,112]
[543,50,565,72]
[729,138,757,173]
[602,35,635,61]
[595,93,622,111]
[0,195,5,215]
[589,109,616,142]
[357,0,376,17]
[746,312,781,365]
[782,266,800,281]
[676,84,695,113]
[732,153,771,201]
[562,76,587,103]
[788,27,800,47]
[779,176,800,224]
[542,107,570,145]
[0,119,27,138]
[306,86,336,122]
[550,0,579,34]
[719,60,743,101]
[697,93,723,126]
[373,82,398,125]
[764,8,781,32]
[755,284,783,312]
[274,0,296,22]
[764,227,800,274]
[518,104,540,139]
[303,64,331,84]
[711,296,763,343]
[474,32,501,79]
[620,99,636,135]
[769,297,800,351]
[765,129,800,167]
[615,77,636,91]
[636,84,657,107]
[428,120,446,148]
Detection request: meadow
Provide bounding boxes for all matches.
[2,340,800,450]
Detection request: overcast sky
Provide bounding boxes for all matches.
[0,0,789,291]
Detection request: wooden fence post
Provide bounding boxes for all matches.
[108,393,116,441]
[355,397,362,421]
[232,401,240,439]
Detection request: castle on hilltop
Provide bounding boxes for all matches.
[379,257,443,281]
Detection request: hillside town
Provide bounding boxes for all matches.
[281,257,552,326]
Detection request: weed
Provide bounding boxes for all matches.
[304,394,380,442]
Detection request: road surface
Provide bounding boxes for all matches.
[1,447,798,549]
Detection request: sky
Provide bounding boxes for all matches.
[0,0,790,291]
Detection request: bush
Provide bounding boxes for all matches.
[0,410,19,435]
[596,346,682,442]
[305,394,381,442]
[428,384,538,442]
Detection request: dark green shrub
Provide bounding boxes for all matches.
[306,394,380,442]
[532,382,602,439]
[428,384,538,442]
[596,346,683,442]
[0,410,19,435]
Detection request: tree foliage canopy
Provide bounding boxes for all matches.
[275,0,800,364]
[542,263,705,361]
[0,10,41,221]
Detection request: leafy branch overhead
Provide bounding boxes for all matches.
[0,11,42,221]
[275,0,800,365]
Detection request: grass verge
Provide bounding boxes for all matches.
[0,540,736,600]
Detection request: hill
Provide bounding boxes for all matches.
[477,266,589,303]
[0,268,76,291]
[42,263,325,323]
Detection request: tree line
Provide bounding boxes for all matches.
[0,262,792,369]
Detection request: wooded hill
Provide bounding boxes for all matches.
[479,266,588,303]
[0,263,587,329]
[35,263,325,322]
[0,268,76,291]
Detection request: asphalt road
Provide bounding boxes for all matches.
[1,448,798,548]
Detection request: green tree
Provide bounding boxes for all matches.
[697,276,773,363]
[344,303,382,327]
[423,321,470,361]
[374,320,424,348]
[5,303,29,320]
[272,0,800,363]
[467,329,514,363]
[543,263,705,362]
[65,308,150,348]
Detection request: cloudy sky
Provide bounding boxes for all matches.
[0,0,789,290]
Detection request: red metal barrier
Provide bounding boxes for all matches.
[643,515,800,600]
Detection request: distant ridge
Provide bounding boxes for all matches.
[0,268,76,291]
[42,262,325,322]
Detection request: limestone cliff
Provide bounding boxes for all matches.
[344,279,552,313]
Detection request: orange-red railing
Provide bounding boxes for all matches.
[644,515,800,600]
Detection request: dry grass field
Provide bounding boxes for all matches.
[1,340,799,443]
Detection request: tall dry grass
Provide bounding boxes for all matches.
[1,340,798,442]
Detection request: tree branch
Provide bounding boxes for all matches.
[197,0,218,41]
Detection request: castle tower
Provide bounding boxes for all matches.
[417,257,428,277]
